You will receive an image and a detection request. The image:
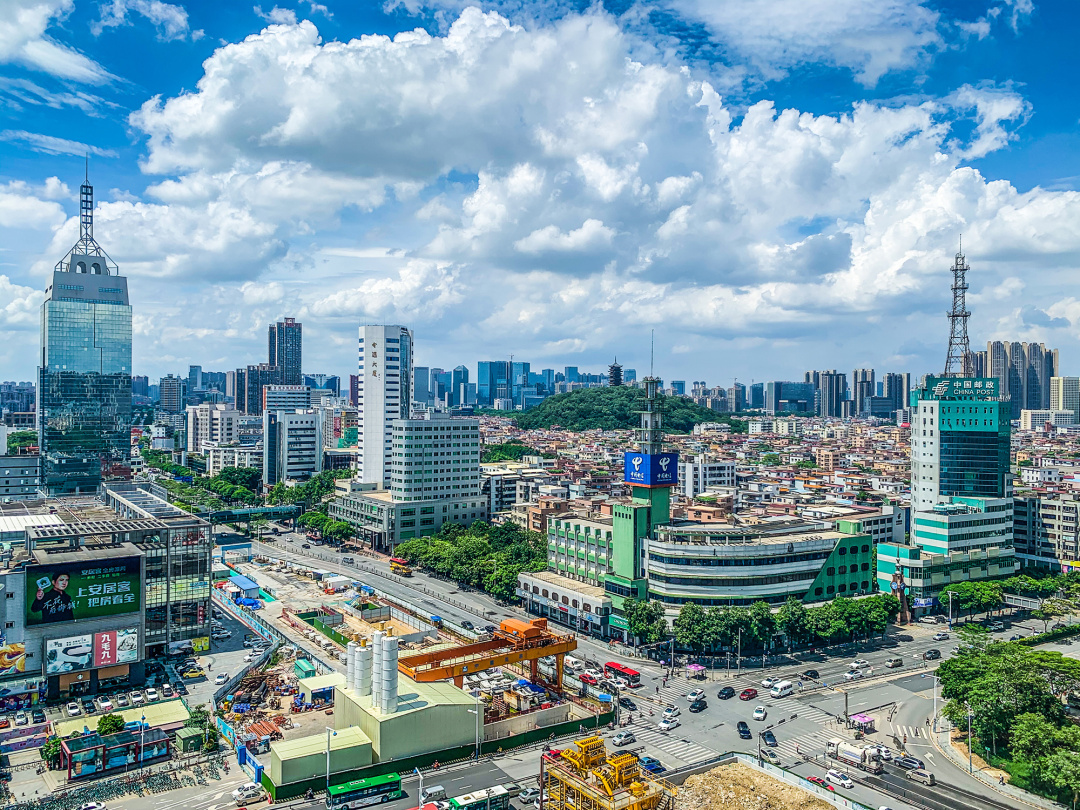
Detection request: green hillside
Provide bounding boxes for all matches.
[512,386,747,433]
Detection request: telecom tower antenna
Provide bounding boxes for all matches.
[56,155,117,274]
[944,238,972,377]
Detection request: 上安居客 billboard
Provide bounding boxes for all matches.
[26,557,141,626]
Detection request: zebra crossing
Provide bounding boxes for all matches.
[631,726,720,766]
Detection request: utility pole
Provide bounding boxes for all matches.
[737,628,742,675]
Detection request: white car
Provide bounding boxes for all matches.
[753,706,768,721]
[78,803,108,810]
[686,689,706,702]
[14,711,28,726]
[145,688,159,702]
[66,702,82,717]
[583,669,604,681]
[96,697,113,712]
[612,731,636,746]
[130,690,144,705]
[934,632,950,641]
[871,745,894,761]
[851,659,871,669]
[761,676,780,688]
[214,673,229,685]
[826,769,854,789]
[844,669,864,681]
[662,706,680,719]
[658,717,680,731]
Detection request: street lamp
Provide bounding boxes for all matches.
[325,727,337,792]
[965,702,973,773]
[467,694,481,760]
[413,767,423,806]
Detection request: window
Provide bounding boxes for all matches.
[562,596,569,605]
[572,599,579,608]
[533,586,539,594]
[814,587,823,596]
[827,567,835,576]
[861,544,870,553]
[838,584,847,592]
[542,590,549,598]
[838,565,847,575]
[838,547,846,556]
[861,563,870,571]
[826,585,835,594]
[849,546,858,555]
[3,622,11,629]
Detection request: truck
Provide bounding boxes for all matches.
[826,738,883,774]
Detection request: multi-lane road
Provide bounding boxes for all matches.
[237,529,1053,810]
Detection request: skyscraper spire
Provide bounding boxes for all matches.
[56,159,116,274]
[944,239,972,377]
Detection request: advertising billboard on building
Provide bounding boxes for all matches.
[0,642,26,676]
[924,376,999,400]
[45,634,93,675]
[25,556,141,626]
[45,628,139,675]
[623,451,679,487]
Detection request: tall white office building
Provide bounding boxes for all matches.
[1050,377,1080,422]
[357,325,413,486]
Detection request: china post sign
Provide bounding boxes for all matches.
[924,376,998,400]
[624,452,679,487]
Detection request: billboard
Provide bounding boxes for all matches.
[45,634,93,675]
[623,451,679,487]
[26,556,141,626]
[46,629,139,675]
[0,642,26,676]
[924,376,999,400]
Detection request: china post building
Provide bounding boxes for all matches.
[0,484,212,704]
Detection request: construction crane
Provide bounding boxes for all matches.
[396,617,577,691]
[540,736,676,810]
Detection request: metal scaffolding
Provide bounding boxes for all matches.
[539,736,677,810]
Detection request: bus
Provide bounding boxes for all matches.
[449,786,510,810]
[389,557,413,577]
[326,773,402,809]
[604,662,641,687]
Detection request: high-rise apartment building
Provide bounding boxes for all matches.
[764,381,814,414]
[268,317,302,386]
[1051,376,1080,421]
[726,382,746,412]
[263,409,321,485]
[806,370,844,417]
[158,375,186,413]
[412,366,430,406]
[978,341,1059,419]
[852,368,874,415]
[186,403,241,453]
[131,375,149,398]
[38,176,132,494]
[349,374,359,407]
[236,363,278,416]
[357,325,413,485]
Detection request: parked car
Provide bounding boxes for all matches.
[739,688,758,701]
[658,717,680,731]
[460,620,474,631]
[215,673,229,685]
[130,691,145,705]
[988,621,1005,631]
[612,731,636,746]
[826,770,853,789]
[96,697,113,712]
[686,689,706,702]
[736,721,752,739]
[483,625,498,634]
[145,688,159,702]
[801,669,820,679]
[0,717,10,729]
[761,676,780,689]
[161,683,174,698]
[753,706,768,721]
[762,729,777,747]
[717,686,736,700]
[78,803,108,810]
[82,700,96,715]
[66,702,81,717]
[760,749,781,765]
[924,648,941,661]
[31,709,46,724]
[895,755,925,771]
[114,693,130,708]
[689,699,708,713]
[638,756,665,774]
[519,787,541,804]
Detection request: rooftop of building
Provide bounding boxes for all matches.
[338,672,476,720]
[518,569,608,599]
[271,725,371,760]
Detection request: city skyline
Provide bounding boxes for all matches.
[2,3,1080,383]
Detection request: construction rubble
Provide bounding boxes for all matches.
[678,763,833,810]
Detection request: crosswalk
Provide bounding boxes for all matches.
[631,726,720,766]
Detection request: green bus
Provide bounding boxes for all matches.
[449,786,510,810]
[326,773,402,809]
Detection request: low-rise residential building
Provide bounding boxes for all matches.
[1014,493,1079,568]
[263,410,321,485]
[204,442,263,477]
[0,454,40,500]
[1020,409,1076,430]
[516,570,611,636]
[679,454,736,498]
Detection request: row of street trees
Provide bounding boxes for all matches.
[940,571,1080,629]
[623,593,901,651]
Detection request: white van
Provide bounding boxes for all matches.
[770,680,795,698]
[420,785,447,802]
[564,656,584,673]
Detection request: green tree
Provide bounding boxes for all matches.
[794,459,816,469]
[623,599,667,644]
[97,713,126,736]
[481,441,542,462]
[1047,750,1080,807]
[748,601,776,646]
[775,597,810,649]
[1009,712,1060,764]
[761,453,781,465]
[673,602,708,651]
[6,430,37,454]
[40,735,62,767]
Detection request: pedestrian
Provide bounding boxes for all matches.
[999,775,1005,785]
[655,686,659,694]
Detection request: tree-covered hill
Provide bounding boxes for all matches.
[512,386,746,432]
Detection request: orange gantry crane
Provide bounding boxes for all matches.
[397,617,578,691]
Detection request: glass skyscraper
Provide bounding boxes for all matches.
[39,176,132,494]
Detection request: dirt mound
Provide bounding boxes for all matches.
[679,762,833,810]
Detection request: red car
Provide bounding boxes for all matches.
[580,673,598,685]
[739,688,758,700]
[807,776,835,791]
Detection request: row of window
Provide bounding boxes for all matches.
[648,551,830,567]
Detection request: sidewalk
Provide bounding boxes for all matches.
[931,724,1064,810]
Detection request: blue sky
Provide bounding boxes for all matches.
[1,0,1079,385]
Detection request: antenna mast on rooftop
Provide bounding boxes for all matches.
[944,237,972,377]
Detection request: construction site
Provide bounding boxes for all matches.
[540,736,676,810]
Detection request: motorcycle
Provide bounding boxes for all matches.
[305,788,315,800]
